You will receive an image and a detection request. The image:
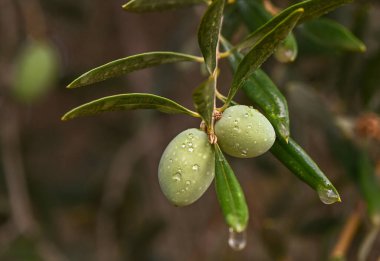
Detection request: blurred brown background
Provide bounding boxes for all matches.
[0,0,380,260]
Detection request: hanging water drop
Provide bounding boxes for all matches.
[228,228,247,251]
[317,187,341,204]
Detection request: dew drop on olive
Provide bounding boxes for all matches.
[158,128,215,206]
[215,105,276,158]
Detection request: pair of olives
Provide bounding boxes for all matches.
[158,105,276,206]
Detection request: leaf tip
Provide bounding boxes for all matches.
[66,82,75,88]
[359,43,367,52]
[122,1,132,10]
[295,7,305,14]
[61,114,69,121]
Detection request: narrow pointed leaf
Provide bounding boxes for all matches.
[62,93,199,120]
[236,0,298,63]
[214,144,249,232]
[221,38,290,140]
[198,0,225,74]
[225,8,303,106]
[68,52,203,88]
[270,137,341,204]
[192,76,215,127]
[302,18,366,52]
[237,0,353,51]
[122,0,207,12]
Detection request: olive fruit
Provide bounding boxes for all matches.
[13,40,59,103]
[215,105,276,158]
[158,128,215,206]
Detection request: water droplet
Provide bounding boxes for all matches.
[202,155,207,159]
[169,159,173,163]
[188,148,194,152]
[192,164,200,171]
[318,188,341,204]
[187,142,193,147]
[228,228,247,251]
[247,125,252,129]
[234,119,239,124]
[234,126,239,131]
[228,115,232,119]
[185,180,191,185]
[181,189,185,193]
[185,186,189,191]
[244,113,249,118]
[172,173,182,182]
[181,143,186,148]
[206,171,210,176]
[241,149,248,156]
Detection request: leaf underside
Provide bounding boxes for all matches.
[193,76,215,127]
[122,0,206,12]
[198,0,225,74]
[62,93,199,120]
[68,52,202,88]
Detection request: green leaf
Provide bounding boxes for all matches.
[237,0,353,51]
[224,8,303,107]
[214,144,249,232]
[235,0,298,63]
[270,137,341,204]
[221,38,290,140]
[198,0,225,74]
[67,52,203,88]
[122,0,207,12]
[192,76,215,128]
[62,93,199,120]
[302,18,366,52]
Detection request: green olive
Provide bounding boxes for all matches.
[215,105,276,158]
[158,128,215,206]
